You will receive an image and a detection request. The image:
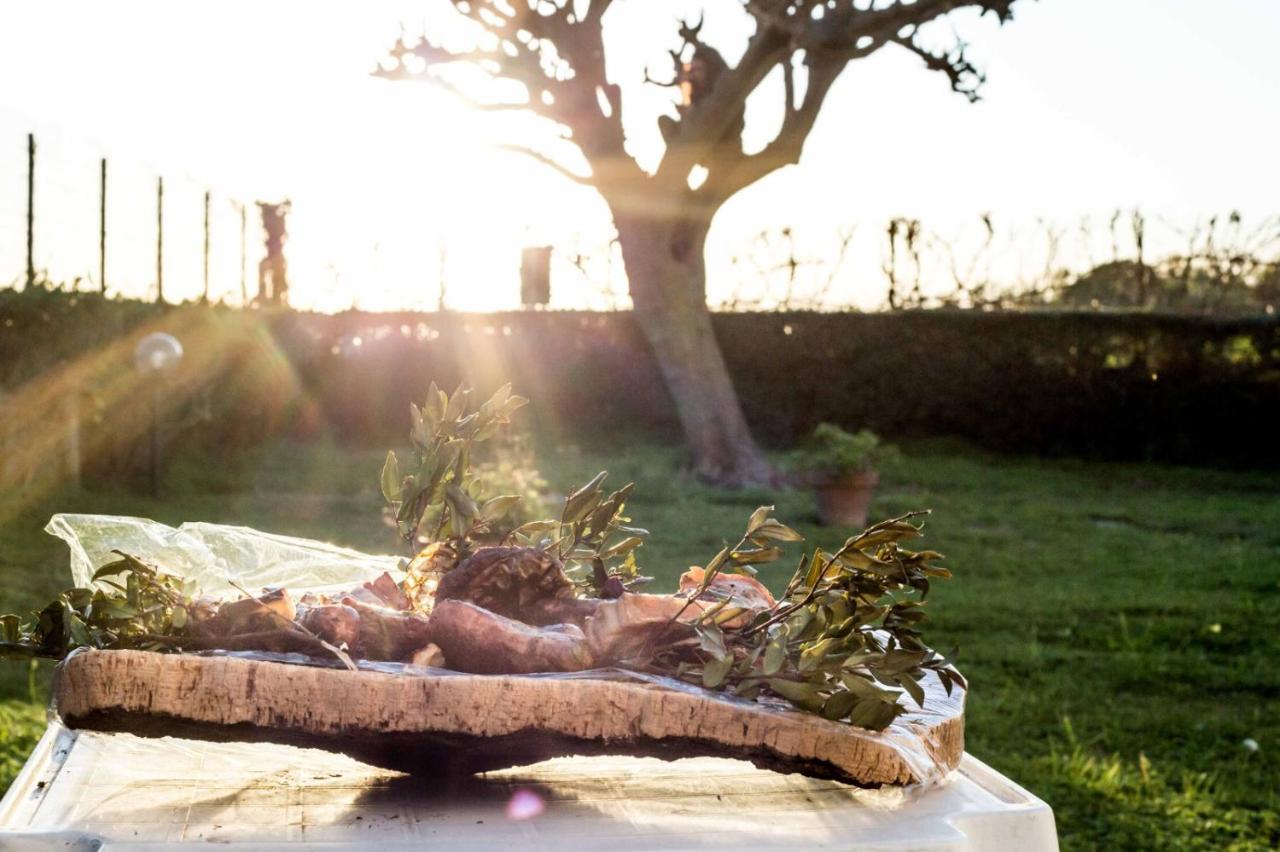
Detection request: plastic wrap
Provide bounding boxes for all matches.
[44,513,403,596]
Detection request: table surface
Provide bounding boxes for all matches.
[0,723,1058,850]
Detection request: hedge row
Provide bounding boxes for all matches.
[273,308,1280,467]
[3,289,1276,469]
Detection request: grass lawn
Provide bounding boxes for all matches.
[0,438,1276,849]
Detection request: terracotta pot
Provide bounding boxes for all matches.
[814,469,879,528]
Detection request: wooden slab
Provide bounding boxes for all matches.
[53,649,965,787]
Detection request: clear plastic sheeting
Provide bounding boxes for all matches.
[44,513,404,596]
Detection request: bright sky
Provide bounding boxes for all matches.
[0,0,1277,311]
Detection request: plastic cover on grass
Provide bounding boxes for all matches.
[44,514,404,596]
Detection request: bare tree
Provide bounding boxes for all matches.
[377,0,1023,485]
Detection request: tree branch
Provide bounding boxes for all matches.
[890,32,986,101]
[497,144,596,188]
[822,0,1016,51]
[656,24,791,185]
[701,56,843,203]
[376,0,1025,216]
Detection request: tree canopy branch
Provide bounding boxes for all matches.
[890,33,986,101]
[376,0,1024,203]
[496,144,595,188]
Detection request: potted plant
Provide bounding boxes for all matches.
[791,424,900,527]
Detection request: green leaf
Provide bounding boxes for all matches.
[600,536,644,559]
[443,386,470,423]
[803,550,829,589]
[380,451,401,503]
[763,638,787,675]
[696,624,729,661]
[704,547,729,576]
[767,678,824,712]
[445,483,480,538]
[745,506,773,536]
[511,520,559,537]
[799,636,843,673]
[729,546,784,565]
[92,559,131,581]
[409,403,428,445]
[480,494,522,522]
[424,382,445,425]
[848,697,902,731]
[483,383,512,414]
[64,610,92,648]
[702,656,734,689]
[896,672,927,707]
[751,519,805,542]
[504,395,529,417]
[842,671,903,703]
[822,690,858,721]
[563,472,608,523]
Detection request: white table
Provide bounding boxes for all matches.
[0,722,1057,850]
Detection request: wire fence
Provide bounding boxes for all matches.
[0,123,260,304]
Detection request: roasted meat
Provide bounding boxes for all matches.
[435,546,575,620]
[429,599,592,674]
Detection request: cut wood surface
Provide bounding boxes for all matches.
[53,648,965,787]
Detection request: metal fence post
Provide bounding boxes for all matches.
[156,176,164,304]
[239,202,248,304]
[202,190,211,301]
[99,157,107,295]
[26,133,35,288]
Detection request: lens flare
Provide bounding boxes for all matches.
[505,788,544,821]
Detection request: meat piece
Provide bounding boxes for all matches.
[339,597,432,661]
[678,568,777,611]
[183,595,222,631]
[179,630,324,655]
[410,643,446,668]
[194,589,296,638]
[343,586,388,607]
[585,582,777,665]
[522,596,602,628]
[362,572,411,610]
[344,573,411,610]
[435,546,575,620]
[584,594,697,664]
[429,600,593,674]
[297,604,361,651]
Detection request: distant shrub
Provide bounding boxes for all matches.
[3,288,1278,474]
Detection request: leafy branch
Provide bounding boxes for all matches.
[653,509,963,730]
[381,382,529,554]
[506,471,651,597]
[0,552,195,659]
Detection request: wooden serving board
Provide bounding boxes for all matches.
[53,649,965,787]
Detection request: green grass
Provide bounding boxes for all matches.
[1,438,1277,849]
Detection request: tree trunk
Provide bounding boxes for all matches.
[614,211,776,487]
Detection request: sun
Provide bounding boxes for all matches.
[269,77,617,315]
